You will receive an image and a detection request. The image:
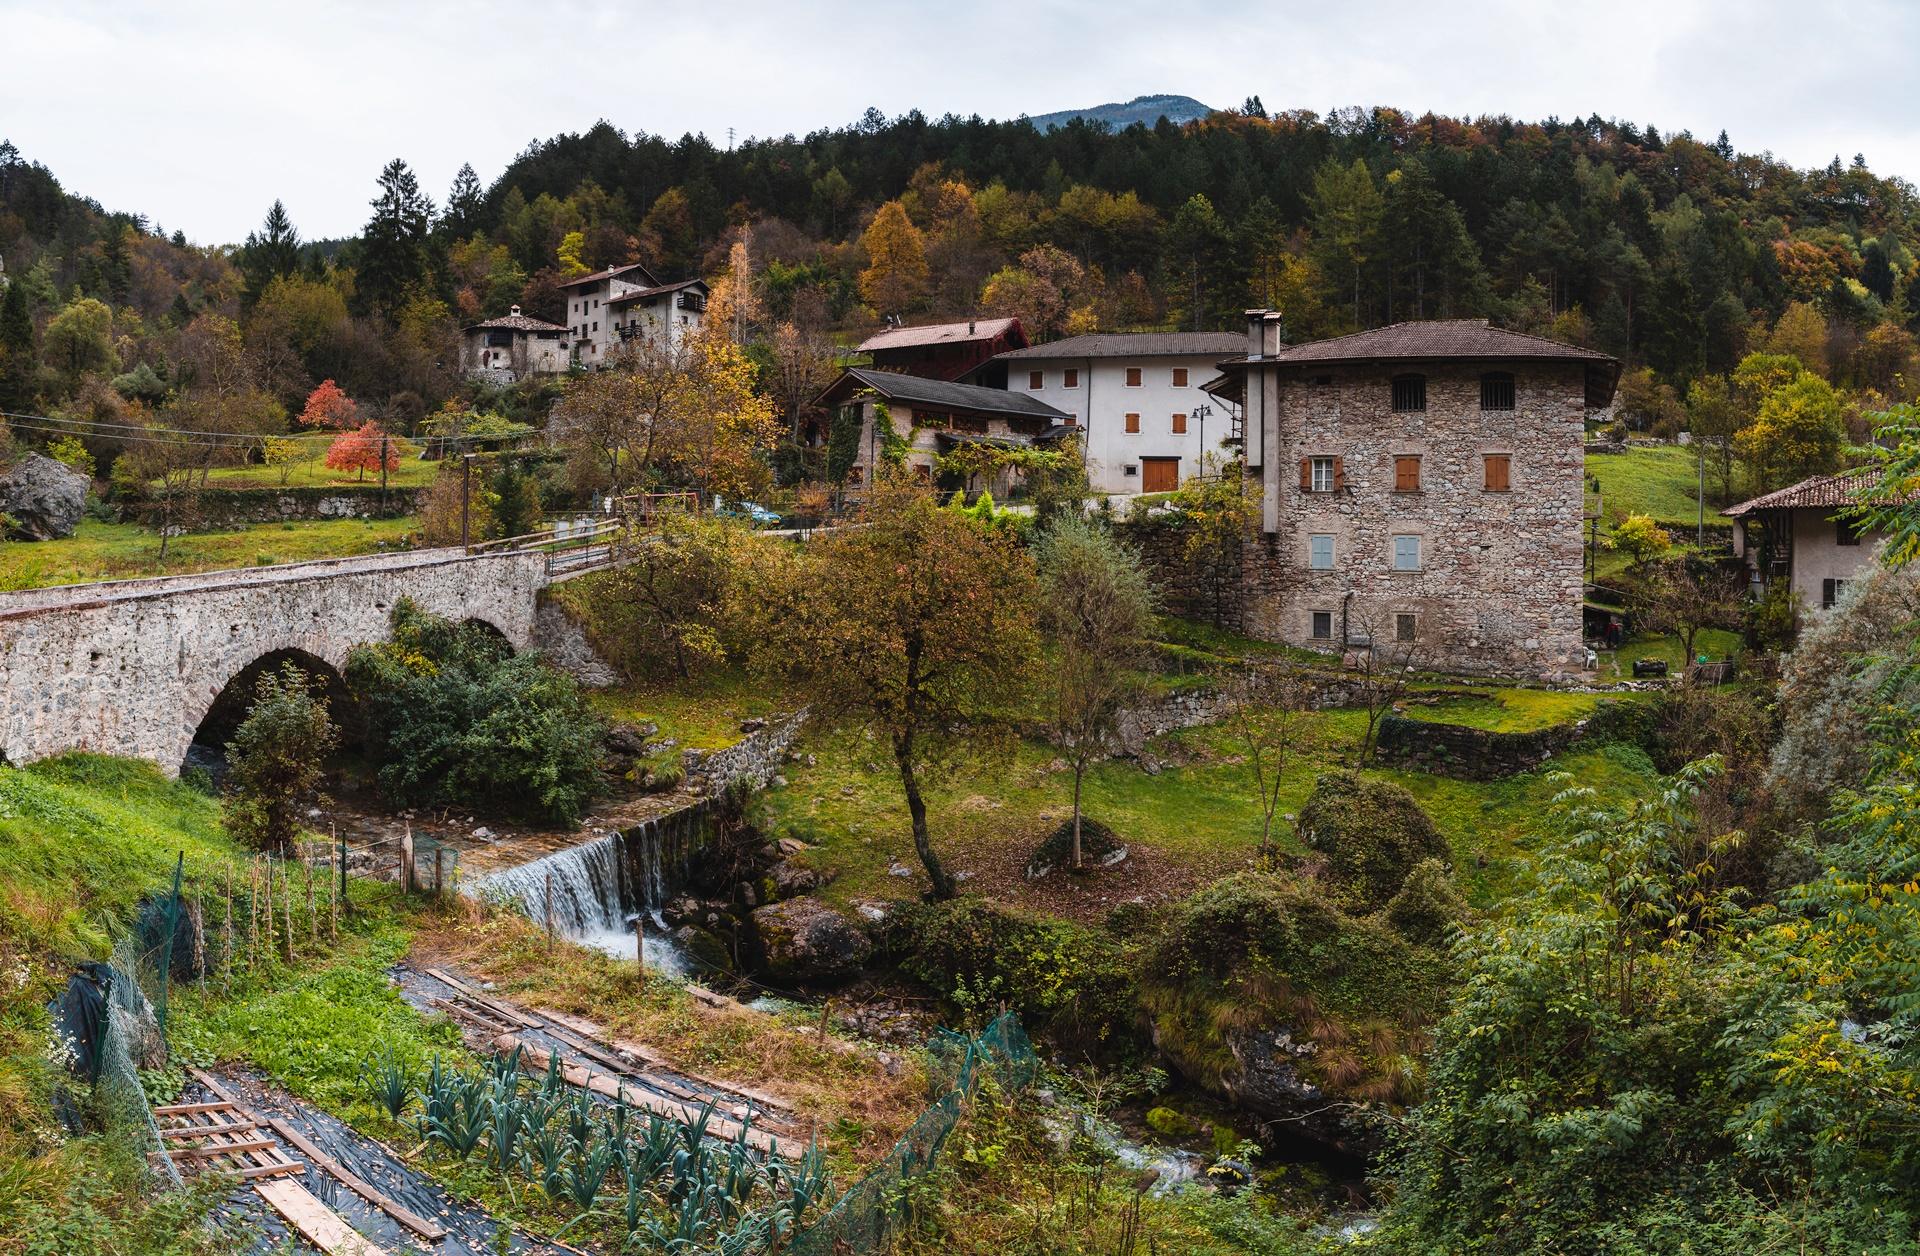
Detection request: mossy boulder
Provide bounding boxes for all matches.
[1296,770,1450,908]
[1145,1105,1199,1138]
[1384,858,1469,946]
[751,897,872,985]
[1025,816,1126,878]
[672,924,734,974]
[1140,870,1451,1154]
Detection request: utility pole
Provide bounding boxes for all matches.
[379,433,389,514]
[1696,439,1705,548]
[460,453,473,548]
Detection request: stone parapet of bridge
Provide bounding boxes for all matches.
[0,547,552,774]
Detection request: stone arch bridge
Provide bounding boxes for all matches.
[0,542,610,774]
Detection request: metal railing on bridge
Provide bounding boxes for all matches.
[465,516,626,579]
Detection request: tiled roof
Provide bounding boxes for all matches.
[558,262,660,290]
[994,331,1246,360]
[1724,468,1907,517]
[858,318,1024,353]
[823,367,1071,421]
[1221,319,1616,366]
[463,312,569,333]
[607,278,708,305]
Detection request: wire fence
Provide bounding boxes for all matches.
[791,1012,1036,1254]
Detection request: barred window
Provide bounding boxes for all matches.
[1481,372,1515,411]
[1391,374,1426,413]
[1311,611,1333,639]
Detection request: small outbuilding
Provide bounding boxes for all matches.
[460,306,571,382]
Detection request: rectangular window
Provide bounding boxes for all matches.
[1396,613,1418,643]
[1393,535,1422,571]
[1311,456,1335,493]
[1837,515,1865,546]
[1309,534,1334,570]
[1484,453,1512,492]
[1028,370,1044,390]
[1125,367,1142,387]
[1172,412,1188,434]
[1311,611,1333,640]
[1392,374,1426,413]
[1125,412,1141,434]
[1394,455,1421,492]
[1064,368,1079,388]
[1172,367,1189,386]
[1822,578,1848,609]
[592,321,599,332]
[1123,464,1138,477]
[1481,373,1515,411]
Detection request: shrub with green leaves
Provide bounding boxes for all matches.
[1294,770,1450,909]
[346,599,604,824]
[222,662,338,854]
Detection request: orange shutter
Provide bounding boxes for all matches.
[1028,370,1043,390]
[1333,456,1346,490]
[1126,367,1142,386]
[1125,412,1140,433]
[1485,454,1511,491]
[1172,367,1188,386]
[1172,412,1187,434]
[1298,457,1312,491]
[1395,455,1420,492]
[1064,368,1078,388]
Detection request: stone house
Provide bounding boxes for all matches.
[1207,315,1618,679]
[557,263,709,367]
[1726,469,1904,609]
[459,306,571,382]
[857,318,1028,382]
[816,366,1071,497]
[979,331,1246,494]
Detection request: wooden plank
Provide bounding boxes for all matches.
[537,1006,802,1126]
[426,967,539,1028]
[170,1138,275,1159]
[265,1115,449,1242]
[178,1069,305,1179]
[161,1119,258,1139]
[235,1161,308,1181]
[154,1100,238,1117]
[430,996,513,1034]
[255,1178,390,1256]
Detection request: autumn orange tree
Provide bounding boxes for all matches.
[858,199,929,317]
[297,378,359,429]
[752,473,1039,899]
[325,420,399,481]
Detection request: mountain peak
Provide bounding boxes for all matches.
[1025,94,1214,134]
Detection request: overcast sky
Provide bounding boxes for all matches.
[4,0,1914,246]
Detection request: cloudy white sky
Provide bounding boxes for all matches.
[3,0,1914,246]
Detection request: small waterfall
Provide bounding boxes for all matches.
[465,801,716,976]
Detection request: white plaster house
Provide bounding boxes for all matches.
[459,307,571,382]
[816,367,1073,498]
[982,332,1246,493]
[557,263,709,366]
[1726,469,1905,609]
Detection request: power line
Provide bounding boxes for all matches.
[1,408,541,448]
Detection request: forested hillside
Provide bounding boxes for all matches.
[2,103,1917,500]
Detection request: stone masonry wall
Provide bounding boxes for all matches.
[0,549,549,773]
[126,486,427,528]
[1250,361,1588,681]
[1374,713,1586,780]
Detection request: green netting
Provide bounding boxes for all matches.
[97,939,179,1189]
[791,1012,1035,1255]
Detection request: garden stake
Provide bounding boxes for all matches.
[223,861,235,988]
[306,855,318,949]
[283,856,296,960]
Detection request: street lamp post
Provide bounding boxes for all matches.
[1191,402,1212,478]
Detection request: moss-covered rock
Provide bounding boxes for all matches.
[1140,869,1451,1153]
[751,897,872,985]
[1296,770,1450,909]
[1145,1105,1198,1138]
[1384,858,1469,946]
[1025,816,1126,878]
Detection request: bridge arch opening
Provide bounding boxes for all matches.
[460,618,514,652]
[183,648,357,779]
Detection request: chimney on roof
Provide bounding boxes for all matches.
[1244,308,1271,358]
[969,319,976,334]
[1261,311,1283,358]
[510,304,522,316]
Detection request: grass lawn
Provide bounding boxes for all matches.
[754,705,1661,915]
[1586,443,1730,529]
[1401,686,1617,732]
[194,433,438,490]
[591,669,791,752]
[0,516,418,590]
[1602,626,1744,678]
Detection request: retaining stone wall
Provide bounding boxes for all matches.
[125,485,427,528]
[1374,713,1586,780]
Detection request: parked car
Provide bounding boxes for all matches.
[712,496,781,527]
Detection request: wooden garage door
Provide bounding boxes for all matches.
[1141,457,1180,493]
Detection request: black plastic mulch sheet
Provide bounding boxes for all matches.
[189,1073,578,1255]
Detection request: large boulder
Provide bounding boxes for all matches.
[752,897,871,985]
[0,452,90,540]
[1295,770,1450,909]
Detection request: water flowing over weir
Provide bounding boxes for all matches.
[464,802,716,976]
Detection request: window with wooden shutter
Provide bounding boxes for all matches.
[1309,456,1336,492]
[1064,368,1079,388]
[1172,412,1187,434]
[1172,367,1189,386]
[1299,457,1312,491]
[1391,374,1426,413]
[1028,370,1044,390]
[1125,367,1142,387]
[1394,455,1421,492]
[1332,456,1346,490]
[1484,453,1511,492]
[1125,412,1140,433]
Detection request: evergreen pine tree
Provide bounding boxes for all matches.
[0,278,34,412]
[240,200,301,308]
[357,159,434,315]
[441,163,484,240]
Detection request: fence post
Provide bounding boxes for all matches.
[401,825,416,894]
[336,823,349,916]
[545,872,555,953]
